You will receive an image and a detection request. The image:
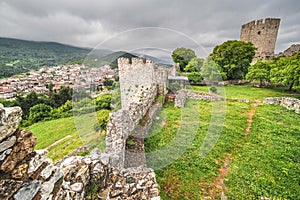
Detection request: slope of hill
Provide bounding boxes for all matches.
[0,37,110,78]
[86,51,173,69]
[86,51,138,69]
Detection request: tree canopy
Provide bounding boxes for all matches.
[246,60,271,87]
[184,57,204,72]
[172,48,197,71]
[201,58,227,82]
[187,72,203,83]
[270,52,300,91]
[210,40,256,80]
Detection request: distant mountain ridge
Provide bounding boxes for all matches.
[0,37,172,78]
[0,37,109,78]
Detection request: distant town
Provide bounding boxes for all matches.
[0,64,117,100]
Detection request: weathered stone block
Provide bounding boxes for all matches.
[0,105,22,142]
[13,180,41,200]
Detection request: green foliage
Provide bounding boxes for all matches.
[187,72,203,83]
[28,103,53,123]
[184,57,204,72]
[52,86,73,107]
[210,40,256,80]
[0,37,91,78]
[16,92,46,119]
[246,60,271,87]
[94,94,112,111]
[72,97,95,115]
[51,100,73,119]
[28,108,110,161]
[145,86,299,199]
[209,86,217,93]
[270,52,300,91]
[201,57,227,81]
[94,109,110,132]
[0,98,16,107]
[168,82,181,91]
[103,78,114,87]
[172,48,197,71]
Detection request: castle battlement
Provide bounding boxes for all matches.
[240,18,280,62]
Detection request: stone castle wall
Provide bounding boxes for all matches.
[0,57,164,200]
[0,103,160,200]
[279,44,300,57]
[0,57,177,199]
[118,57,172,110]
[106,57,171,170]
[240,18,280,61]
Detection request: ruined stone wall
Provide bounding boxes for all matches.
[263,97,300,113]
[174,90,224,107]
[0,57,175,199]
[240,18,280,61]
[0,104,160,199]
[105,84,157,169]
[279,44,300,57]
[106,57,171,168]
[118,57,156,110]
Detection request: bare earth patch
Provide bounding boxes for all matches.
[205,100,262,199]
[45,135,72,150]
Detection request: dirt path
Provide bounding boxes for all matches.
[46,135,71,150]
[206,154,231,200]
[205,100,261,199]
[245,100,261,134]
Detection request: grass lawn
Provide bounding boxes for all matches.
[145,85,300,199]
[28,110,109,162]
[27,84,299,199]
[192,85,300,100]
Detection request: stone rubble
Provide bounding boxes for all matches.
[174,89,225,107]
[263,97,300,113]
[0,103,161,199]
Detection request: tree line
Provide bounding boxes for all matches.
[0,87,112,127]
[172,40,300,91]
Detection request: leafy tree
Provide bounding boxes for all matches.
[201,58,227,81]
[51,100,73,119]
[16,92,40,118]
[168,82,181,91]
[270,52,300,91]
[53,86,73,107]
[187,72,203,83]
[246,61,271,87]
[0,98,16,107]
[94,94,112,111]
[103,78,113,87]
[172,48,197,71]
[184,57,204,72]
[72,97,94,115]
[28,103,52,123]
[210,40,256,80]
[94,110,110,132]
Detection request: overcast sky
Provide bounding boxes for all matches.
[0,0,299,58]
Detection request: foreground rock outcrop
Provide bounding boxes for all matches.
[0,103,160,200]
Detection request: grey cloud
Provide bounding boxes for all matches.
[0,0,299,57]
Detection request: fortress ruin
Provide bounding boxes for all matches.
[240,18,280,62]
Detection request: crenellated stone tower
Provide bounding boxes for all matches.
[240,18,280,62]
